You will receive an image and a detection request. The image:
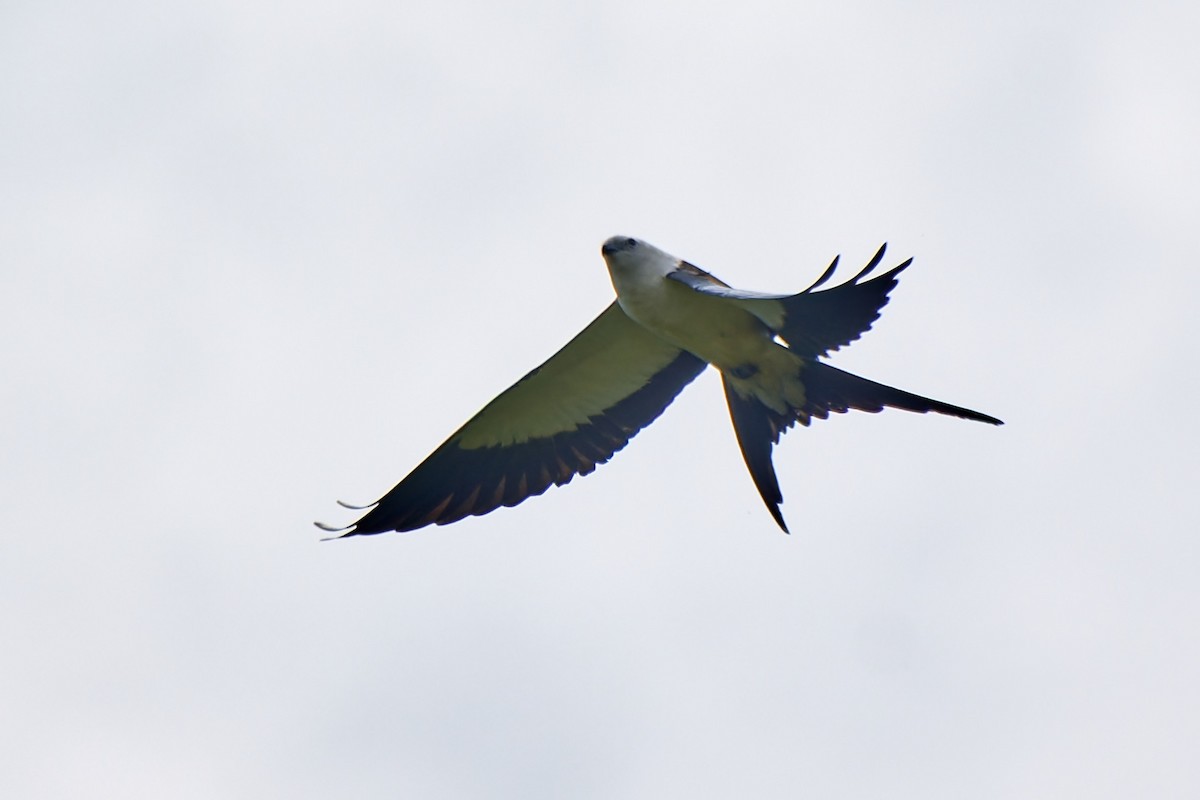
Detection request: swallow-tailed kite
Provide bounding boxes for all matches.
[318,237,1001,536]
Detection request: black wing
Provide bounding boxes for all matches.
[775,245,912,359]
[668,245,912,359]
[318,302,707,536]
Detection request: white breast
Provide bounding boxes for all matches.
[601,238,773,370]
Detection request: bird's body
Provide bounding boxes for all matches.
[606,238,778,369]
[318,236,1001,537]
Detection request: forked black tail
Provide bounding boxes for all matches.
[721,361,1002,533]
[801,362,1004,426]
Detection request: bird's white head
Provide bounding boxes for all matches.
[600,235,678,282]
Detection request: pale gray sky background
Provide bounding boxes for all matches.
[3,1,1198,797]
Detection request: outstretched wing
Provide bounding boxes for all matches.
[668,244,912,359]
[318,302,707,536]
[775,246,911,359]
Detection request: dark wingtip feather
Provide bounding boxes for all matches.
[314,520,360,541]
[852,243,888,283]
[804,255,840,292]
[336,499,374,510]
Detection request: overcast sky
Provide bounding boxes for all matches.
[3,0,1198,797]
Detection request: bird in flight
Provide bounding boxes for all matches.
[318,236,1001,537]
